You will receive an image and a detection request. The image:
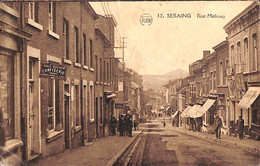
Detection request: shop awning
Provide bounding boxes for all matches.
[107,93,116,99]
[193,99,215,118]
[166,106,171,111]
[172,111,179,119]
[238,87,260,110]
[186,105,201,118]
[180,106,191,118]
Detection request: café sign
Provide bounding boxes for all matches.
[40,63,66,80]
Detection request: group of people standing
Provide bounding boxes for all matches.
[214,115,244,140]
[110,114,139,137]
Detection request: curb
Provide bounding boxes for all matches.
[175,128,260,155]
[106,131,143,166]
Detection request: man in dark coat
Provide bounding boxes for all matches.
[126,115,133,137]
[237,116,244,140]
[118,115,124,136]
[214,115,222,139]
[110,116,117,136]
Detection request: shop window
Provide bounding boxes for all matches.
[75,85,81,127]
[0,55,14,140]
[48,79,61,131]
[89,85,94,119]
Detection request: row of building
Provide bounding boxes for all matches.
[0,1,143,165]
[164,1,259,139]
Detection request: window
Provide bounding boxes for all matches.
[103,61,104,82]
[83,34,87,65]
[100,58,102,82]
[213,71,216,90]
[224,60,228,84]
[0,55,15,140]
[231,45,235,67]
[48,2,56,32]
[89,85,94,119]
[219,62,223,85]
[29,2,38,22]
[75,85,81,127]
[75,27,79,63]
[63,18,69,59]
[90,40,93,68]
[95,56,98,81]
[100,97,103,124]
[107,62,109,83]
[210,72,213,91]
[237,42,241,73]
[107,62,110,82]
[244,38,249,72]
[252,34,258,71]
[48,79,60,131]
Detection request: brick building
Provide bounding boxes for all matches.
[224,1,259,138]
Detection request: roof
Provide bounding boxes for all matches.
[223,1,259,30]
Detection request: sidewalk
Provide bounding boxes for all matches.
[30,131,142,166]
[171,126,260,154]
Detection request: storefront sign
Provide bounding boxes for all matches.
[40,63,66,80]
[115,103,124,109]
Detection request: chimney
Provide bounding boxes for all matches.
[203,50,210,58]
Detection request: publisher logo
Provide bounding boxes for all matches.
[140,13,153,26]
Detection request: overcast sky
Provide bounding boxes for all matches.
[90,1,253,75]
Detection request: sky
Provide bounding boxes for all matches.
[90,1,253,75]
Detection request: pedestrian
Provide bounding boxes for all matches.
[172,119,175,127]
[134,120,138,131]
[126,115,133,137]
[163,121,166,127]
[118,115,124,136]
[110,116,117,136]
[236,116,244,140]
[214,115,222,139]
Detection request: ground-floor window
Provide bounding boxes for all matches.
[48,78,61,131]
[0,54,14,140]
[252,96,260,125]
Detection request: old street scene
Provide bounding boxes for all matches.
[0,1,259,166]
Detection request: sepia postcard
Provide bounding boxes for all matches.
[0,0,259,165]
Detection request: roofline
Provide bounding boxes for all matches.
[223,1,259,30]
[212,40,228,50]
[85,2,99,20]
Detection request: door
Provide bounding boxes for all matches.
[28,82,35,155]
[64,84,70,149]
[95,97,99,138]
[27,57,41,160]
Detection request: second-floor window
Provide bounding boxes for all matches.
[29,2,38,22]
[237,42,241,73]
[90,40,93,68]
[63,18,69,59]
[219,62,223,85]
[75,27,79,63]
[48,2,56,32]
[83,34,87,65]
[244,38,249,72]
[252,34,258,71]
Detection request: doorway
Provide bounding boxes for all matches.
[64,84,70,149]
[27,57,41,160]
[95,97,99,138]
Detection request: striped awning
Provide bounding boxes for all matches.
[238,87,260,110]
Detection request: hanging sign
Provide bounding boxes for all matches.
[40,63,66,80]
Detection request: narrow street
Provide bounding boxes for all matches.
[116,118,260,166]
